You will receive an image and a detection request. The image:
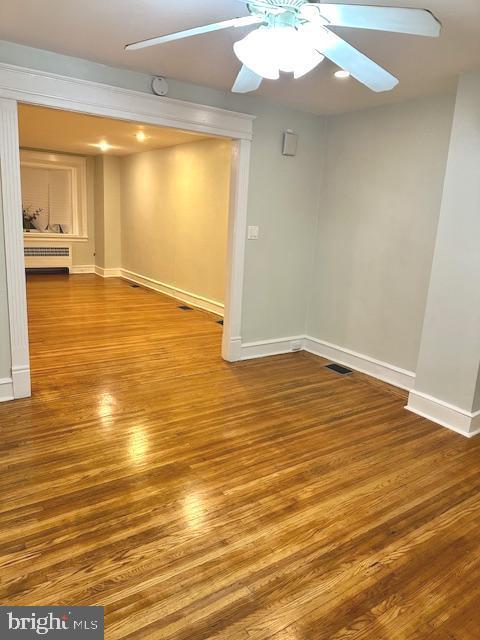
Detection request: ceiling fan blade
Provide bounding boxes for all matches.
[125,15,264,51]
[313,4,441,37]
[232,65,263,93]
[310,28,398,92]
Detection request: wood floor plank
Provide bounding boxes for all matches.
[0,273,479,639]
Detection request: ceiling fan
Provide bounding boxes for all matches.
[125,1,441,95]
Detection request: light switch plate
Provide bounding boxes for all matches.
[248,225,259,240]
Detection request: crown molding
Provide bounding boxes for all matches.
[0,61,256,140]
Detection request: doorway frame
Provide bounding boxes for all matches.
[0,62,255,400]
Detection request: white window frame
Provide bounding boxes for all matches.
[20,149,88,242]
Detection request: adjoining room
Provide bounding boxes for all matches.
[18,104,232,390]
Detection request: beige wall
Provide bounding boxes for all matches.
[120,138,232,306]
[72,156,96,266]
[306,93,455,372]
[94,155,121,270]
[93,156,105,268]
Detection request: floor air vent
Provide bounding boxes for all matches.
[325,363,353,376]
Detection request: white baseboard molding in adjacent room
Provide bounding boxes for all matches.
[303,336,416,391]
[121,269,224,317]
[95,266,122,278]
[240,336,304,360]
[406,390,480,438]
[0,377,14,402]
[70,265,95,274]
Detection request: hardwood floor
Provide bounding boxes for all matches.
[1,274,480,639]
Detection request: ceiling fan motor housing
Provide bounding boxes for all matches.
[261,0,308,8]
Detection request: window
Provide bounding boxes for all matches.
[20,150,87,239]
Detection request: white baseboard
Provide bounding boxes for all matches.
[238,333,478,439]
[238,334,416,390]
[0,369,30,402]
[70,265,225,316]
[95,266,122,278]
[406,390,480,438]
[12,365,31,398]
[303,336,416,391]
[70,265,95,274]
[226,337,242,362]
[0,377,14,402]
[240,336,304,360]
[121,268,224,317]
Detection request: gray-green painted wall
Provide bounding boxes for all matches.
[306,93,455,372]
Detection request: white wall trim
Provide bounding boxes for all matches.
[0,64,253,400]
[24,233,88,243]
[303,336,416,391]
[121,269,224,317]
[95,266,122,278]
[406,390,480,438]
[0,62,255,140]
[66,266,226,314]
[0,97,31,399]
[222,139,251,360]
[11,364,31,399]
[70,265,95,274]
[240,336,304,360]
[0,377,14,402]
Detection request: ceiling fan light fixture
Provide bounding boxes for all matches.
[334,69,351,79]
[293,50,325,79]
[234,25,324,81]
[233,28,280,79]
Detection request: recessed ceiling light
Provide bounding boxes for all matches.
[90,140,112,152]
[334,70,351,79]
[136,131,147,142]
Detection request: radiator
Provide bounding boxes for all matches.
[24,243,73,270]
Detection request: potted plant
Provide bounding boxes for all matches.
[22,206,43,232]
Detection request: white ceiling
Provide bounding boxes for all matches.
[1,0,479,114]
[18,104,212,156]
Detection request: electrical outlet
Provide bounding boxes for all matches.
[248,225,259,240]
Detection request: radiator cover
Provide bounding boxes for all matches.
[24,242,72,270]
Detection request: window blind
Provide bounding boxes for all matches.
[20,166,73,233]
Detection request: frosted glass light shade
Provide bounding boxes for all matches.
[233,26,324,80]
[234,28,280,79]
